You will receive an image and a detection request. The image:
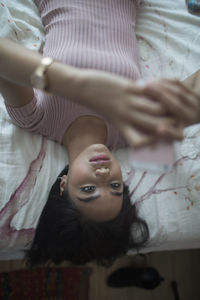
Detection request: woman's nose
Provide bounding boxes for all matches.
[95,167,110,176]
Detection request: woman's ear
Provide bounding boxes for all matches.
[60,175,68,196]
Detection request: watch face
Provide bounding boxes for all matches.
[30,74,46,90]
[30,57,53,90]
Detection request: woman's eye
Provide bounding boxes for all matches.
[111,182,121,189]
[80,185,96,193]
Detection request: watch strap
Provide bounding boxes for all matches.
[30,57,53,90]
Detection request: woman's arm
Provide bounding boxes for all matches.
[0,38,85,104]
[0,77,34,107]
[0,38,194,148]
[0,38,82,107]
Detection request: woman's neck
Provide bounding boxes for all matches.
[62,116,107,162]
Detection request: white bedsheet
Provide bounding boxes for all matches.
[0,0,200,260]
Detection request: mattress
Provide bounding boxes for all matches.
[0,0,200,260]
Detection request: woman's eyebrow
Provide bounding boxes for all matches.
[77,191,123,202]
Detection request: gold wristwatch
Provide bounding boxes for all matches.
[30,57,53,90]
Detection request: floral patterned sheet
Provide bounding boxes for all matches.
[0,0,200,259]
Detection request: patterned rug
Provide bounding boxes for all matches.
[0,267,92,300]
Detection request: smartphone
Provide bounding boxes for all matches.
[129,142,175,173]
[129,69,200,173]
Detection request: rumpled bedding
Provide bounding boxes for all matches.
[0,0,200,259]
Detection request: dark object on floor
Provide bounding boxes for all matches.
[0,267,91,300]
[107,267,164,289]
[171,281,181,300]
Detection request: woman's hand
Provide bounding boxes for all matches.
[142,78,200,127]
[76,69,183,148]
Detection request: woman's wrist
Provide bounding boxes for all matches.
[0,38,86,102]
[45,60,84,100]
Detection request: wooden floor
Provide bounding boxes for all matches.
[0,249,200,300]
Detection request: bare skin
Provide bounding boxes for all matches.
[60,116,123,221]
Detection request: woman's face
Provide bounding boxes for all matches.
[61,144,123,221]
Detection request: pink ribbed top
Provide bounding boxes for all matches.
[6,0,141,149]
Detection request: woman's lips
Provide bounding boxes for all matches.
[89,154,110,162]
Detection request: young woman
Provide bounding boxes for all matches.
[0,0,199,266]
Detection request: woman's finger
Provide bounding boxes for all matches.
[119,124,156,149]
[143,81,196,123]
[119,120,184,150]
[129,96,167,116]
[164,79,199,108]
[156,123,184,141]
[125,109,177,133]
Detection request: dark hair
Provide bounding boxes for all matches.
[26,165,149,267]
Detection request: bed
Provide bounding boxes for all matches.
[0,0,200,260]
